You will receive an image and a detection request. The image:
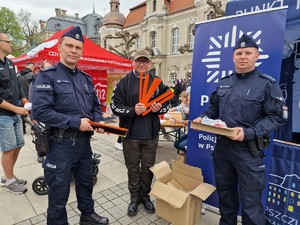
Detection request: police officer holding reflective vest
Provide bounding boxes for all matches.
[194,34,287,225]
[32,27,109,225]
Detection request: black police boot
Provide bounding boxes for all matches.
[127,200,140,216]
[140,198,155,214]
[80,212,109,225]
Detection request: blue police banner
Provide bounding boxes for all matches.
[274,54,294,141]
[226,0,300,30]
[266,141,300,225]
[187,8,287,209]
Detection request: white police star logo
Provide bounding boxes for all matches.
[201,25,269,83]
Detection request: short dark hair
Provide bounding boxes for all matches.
[26,62,34,66]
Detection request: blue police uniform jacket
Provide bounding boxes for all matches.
[32,62,103,129]
[200,68,287,141]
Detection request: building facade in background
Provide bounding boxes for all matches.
[100,0,227,85]
[36,7,103,44]
[35,0,227,85]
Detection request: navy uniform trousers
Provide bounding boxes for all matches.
[213,142,266,225]
[43,134,94,225]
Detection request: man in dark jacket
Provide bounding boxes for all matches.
[18,62,35,98]
[110,50,169,217]
[18,62,35,133]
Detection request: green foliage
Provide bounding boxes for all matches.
[18,8,41,51]
[0,7,25,56]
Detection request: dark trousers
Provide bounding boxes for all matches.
[213,143,266,225]
[122,137,158,202]
[43,135,94,225]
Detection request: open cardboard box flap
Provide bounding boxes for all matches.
[150,181,189,208]
[172,172,203,191]
[190,183,216,201]
[172,160,202,174]
[150,161,216,225]
[171,160,203,180]
[150,161,172,180]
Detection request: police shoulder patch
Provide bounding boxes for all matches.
[260,74,276,83]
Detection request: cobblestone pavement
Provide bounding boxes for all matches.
[15,182,172,225]
[1,126,222,225]
[13,136,173,225]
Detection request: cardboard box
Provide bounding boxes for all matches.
[150,161,216,225]
[190,121,238,138]
[176,154,186,163]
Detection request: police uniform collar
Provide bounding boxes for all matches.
[58,61,79,74]
[236,68,257,77]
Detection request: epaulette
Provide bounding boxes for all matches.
[260,74,276,82]
[42,66,56,72]
[220,74,233,80]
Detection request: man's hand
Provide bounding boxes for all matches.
[0,100,28,115]
[31,120,38,124]
[15,107,29,116]
[229,127,244,141]
[149,102,162,113]
[135,103,146,115]
[79,118,94,131]
[193,117,202,123]
[94,121,105,134]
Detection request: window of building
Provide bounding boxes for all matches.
[171,28,179,54]
[136,37,141,50]
[169,71,177,81]
[150,31,156,48]
[188,25,195,50]
[153,0,157,11]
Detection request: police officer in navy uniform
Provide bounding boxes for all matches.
[32,27,109,225]
[194,34,287,225]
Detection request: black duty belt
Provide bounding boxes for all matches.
[217,136,248,147]
[52,129,89,138]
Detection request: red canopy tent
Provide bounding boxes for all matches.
[12,26,132,71]
[12,26,132,112]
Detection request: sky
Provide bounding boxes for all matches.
[1,0,143,23]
